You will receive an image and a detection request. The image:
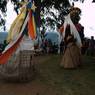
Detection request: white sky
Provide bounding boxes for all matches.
[70,0,95,38]
[5,0,95,38]
[6,1,17,30]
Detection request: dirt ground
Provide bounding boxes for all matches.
[0,55,57,95]
[0,80,56,95]
[0,55,95,95]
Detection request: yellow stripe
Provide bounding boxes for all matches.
[7,7,26,43]
[7,14,21,42]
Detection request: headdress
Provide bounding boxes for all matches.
[69,7,81,24]
[70,7,81,15]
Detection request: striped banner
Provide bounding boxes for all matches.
[0,1,37,64]
[0,13,29,64]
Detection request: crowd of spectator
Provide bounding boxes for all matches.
[80,36,95,56]
[0,36,95,56]
[40,39,59,54]
[39,35,95,56]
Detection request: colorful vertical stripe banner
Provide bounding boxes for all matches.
[0,1,37,64]
[0,12,29,64]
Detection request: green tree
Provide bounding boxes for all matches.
[0,0,85,31]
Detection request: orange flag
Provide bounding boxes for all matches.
[28,10,36,40]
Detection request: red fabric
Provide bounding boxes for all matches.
[75,23,82,32]
[59,25,64,33]
[0,35,23,64]
[28,10,36,40]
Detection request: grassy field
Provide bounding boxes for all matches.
[0,54,95,95]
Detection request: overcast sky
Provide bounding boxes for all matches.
[70,0,95,38]
[6,0,95,38]
[6,1,17,30]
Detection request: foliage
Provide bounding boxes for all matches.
[40,0,70,30]
[0,0,87,31]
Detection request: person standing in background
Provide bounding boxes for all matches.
[60,7,82,69]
